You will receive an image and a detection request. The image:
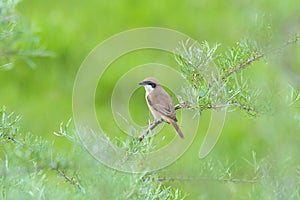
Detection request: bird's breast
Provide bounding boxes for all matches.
[146,94,163,120]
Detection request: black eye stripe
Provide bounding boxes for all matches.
[143,81,156,88]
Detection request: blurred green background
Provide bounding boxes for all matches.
[1,0,300,199]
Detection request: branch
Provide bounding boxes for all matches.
[138,101,257,142]
[138,119,164,141]
[226,53,265,77]
[226,35,299,78]
[138,102,191,141]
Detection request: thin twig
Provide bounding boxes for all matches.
[142,176,259,184]
[174,101,191,110]
[56,169,75,183]
[6,136,34,152]
[204,103,255,112]
[272,34,300,53]
[56,168,85,192]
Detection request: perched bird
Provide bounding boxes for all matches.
[139,77,184,138]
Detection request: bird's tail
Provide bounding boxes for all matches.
[166,118,184,139]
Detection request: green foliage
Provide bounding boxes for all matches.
[128,175,186,200]
[0,0,51,69]
[176,39,264,116]
[0,107,75,199]
[114,134,161,154]
[176,35,300,117]
[0,107,187,199]
[0,106,21,143]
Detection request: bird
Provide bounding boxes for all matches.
[138,77,184,139]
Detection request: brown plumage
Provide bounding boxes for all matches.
[139,77,184,138]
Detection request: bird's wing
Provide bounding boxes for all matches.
[147,92,177,120]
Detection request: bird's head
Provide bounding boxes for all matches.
[138,77,160,94]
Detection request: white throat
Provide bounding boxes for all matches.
[144,85,154,96]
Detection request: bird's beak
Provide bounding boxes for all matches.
[138,81,145,85]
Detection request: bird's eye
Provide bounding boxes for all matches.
[150,83,156,88]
